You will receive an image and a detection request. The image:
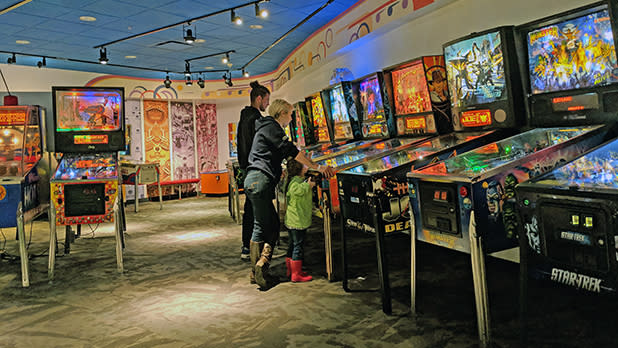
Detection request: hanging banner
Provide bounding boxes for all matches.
[171,101,197,181]
[195,103,219,171]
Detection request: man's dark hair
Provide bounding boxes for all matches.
[250,81,270,103]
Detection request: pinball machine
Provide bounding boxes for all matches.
[407,16,618,346]
[512,1,618,343]
[0,105,49,287]
[48,86,126,281]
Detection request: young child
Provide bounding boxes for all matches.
[284,159,314,282]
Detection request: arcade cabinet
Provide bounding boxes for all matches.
[49,86,126,281]
[0,105,49,287]
[513,1,618,344]
[408,21,617,346]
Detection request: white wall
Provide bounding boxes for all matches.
[271,0,598,102]
[213,97,248,170]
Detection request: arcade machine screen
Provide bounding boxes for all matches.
[330,85,349,124]
[328,84,361,141]
[53,87,125,153]
[392,61,432,115]
[444,31,507,109]
[310,93,331,143]
[294,101,310,148]
[359,76,386,122]
[527,9,618,95]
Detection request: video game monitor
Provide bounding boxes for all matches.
[52,86,125,153]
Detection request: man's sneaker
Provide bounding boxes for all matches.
[240,246,250,260]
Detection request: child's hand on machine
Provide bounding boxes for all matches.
[307,176,316,188]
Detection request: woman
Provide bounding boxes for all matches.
[244,99,334,290]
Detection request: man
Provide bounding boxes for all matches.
[237,81,270,260]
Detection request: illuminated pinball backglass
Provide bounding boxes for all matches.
[310,94,330,143]
[392,60,432,115]
[55,89,122,132]
[359,76,385,120]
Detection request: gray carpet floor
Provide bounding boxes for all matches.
[0,196,616,348]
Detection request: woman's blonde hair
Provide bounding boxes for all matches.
[268,99,293,120]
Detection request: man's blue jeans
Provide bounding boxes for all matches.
[244,170,278,246]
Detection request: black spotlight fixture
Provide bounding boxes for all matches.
[37,57,47,68]
[184,61,191,77]
[99,48,109,64]
[242,69,249,78]
[223,72,233,87]
[231,9,242,25]
[185,75,193,86]
[222,52,230,64]
[7,53,16,64]
[197,75,205,88]
[164,74,172,88]
[255,2,268,18]
[183,23,196,44]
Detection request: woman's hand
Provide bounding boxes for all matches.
[317,164,335,179]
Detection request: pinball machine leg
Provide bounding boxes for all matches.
[469,210,491,348]
[323,203,333,281]
[16,203,30,287]
[157,172,163,210]
[410,210,417,315]
[114,201,124,273]
[134,170,140,213]
[48,204,57,282]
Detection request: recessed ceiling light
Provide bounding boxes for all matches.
[195,38,205,43]
[250,24,263,29]
[125,55,137,59]
[79,15,96,22]
[15,40,30,44]
[205,66,214,70]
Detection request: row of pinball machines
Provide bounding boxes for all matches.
[331,1,618,347]
[0,86,128,287]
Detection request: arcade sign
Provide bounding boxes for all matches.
[0,110,26,126]
[74,134,109,145]
[460,109,492,127]
[405,116,427,130]
[551,93,599,112]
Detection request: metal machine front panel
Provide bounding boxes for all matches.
[419,182,460,236]
[540,202,611,273]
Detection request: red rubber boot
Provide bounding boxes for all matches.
[290,260,312,282]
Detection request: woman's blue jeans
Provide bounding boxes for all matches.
[244,170,278,246]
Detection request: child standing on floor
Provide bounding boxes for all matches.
[284,159,315,282]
